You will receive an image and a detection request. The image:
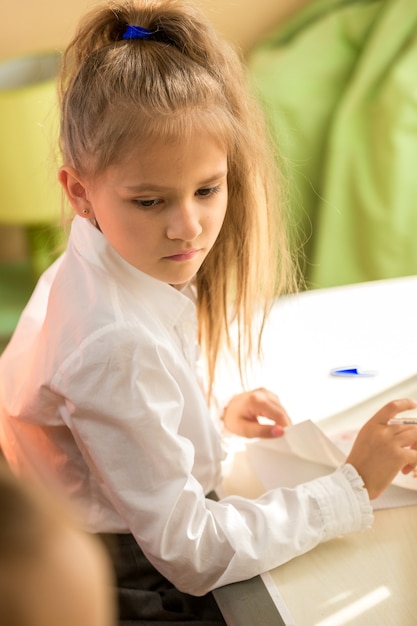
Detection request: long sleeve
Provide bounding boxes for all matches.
[51,325,372,596]
[0,216,373,597]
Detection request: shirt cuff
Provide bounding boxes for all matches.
[315,463,374,541]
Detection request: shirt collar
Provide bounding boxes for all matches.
[70,216,196,329]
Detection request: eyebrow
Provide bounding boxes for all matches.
[122,170,228,192]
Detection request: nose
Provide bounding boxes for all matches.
[166,201,202,241]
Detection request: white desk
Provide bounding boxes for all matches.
[214,276,417,626]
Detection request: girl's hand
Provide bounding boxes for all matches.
[346,399,417,500]
[222,387,291,438]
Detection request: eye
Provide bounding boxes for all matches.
[195,185,221,198]
[133,198,162,208]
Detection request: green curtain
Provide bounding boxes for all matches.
[248,0,417,288]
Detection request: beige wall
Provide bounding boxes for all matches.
[0,0,311,260]
[0,0,311,59]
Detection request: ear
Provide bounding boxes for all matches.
[58,166,95,219]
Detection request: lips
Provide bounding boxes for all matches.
[165,249,199,262]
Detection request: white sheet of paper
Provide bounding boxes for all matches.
[246,420,417,510]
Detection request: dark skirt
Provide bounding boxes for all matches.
[99,533,226,626]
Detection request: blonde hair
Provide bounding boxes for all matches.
[59,0,298,394]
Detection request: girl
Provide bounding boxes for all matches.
[1,0,416,623]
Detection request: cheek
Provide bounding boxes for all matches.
[208,200,228,233]
[103,214,150,250]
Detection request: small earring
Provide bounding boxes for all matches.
[82,208,90,215]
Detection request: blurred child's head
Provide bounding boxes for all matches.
[0,463,115,626]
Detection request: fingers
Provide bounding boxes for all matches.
[241,387,291,438]
[238,420,284,439]
[370,398,417,425]
[370,398,417,472]
[401,457,417,475]
[246,387,292,428]
[392,427,417,448]
[400,441,417,475]
[221,387,291,438]
[347,398,417,499]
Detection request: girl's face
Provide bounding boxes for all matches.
[62,133,228,287]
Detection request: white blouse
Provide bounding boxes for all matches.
[0,216,373,596]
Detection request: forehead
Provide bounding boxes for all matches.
[101,132,228,189]
[87,102,236,179]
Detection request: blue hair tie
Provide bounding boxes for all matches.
[122,25,153,40]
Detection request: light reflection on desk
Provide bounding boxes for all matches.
[316,586,391,626]
[267,505,416,626]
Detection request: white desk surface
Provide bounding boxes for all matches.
[217,276,417,626]
[243,274,417,424]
